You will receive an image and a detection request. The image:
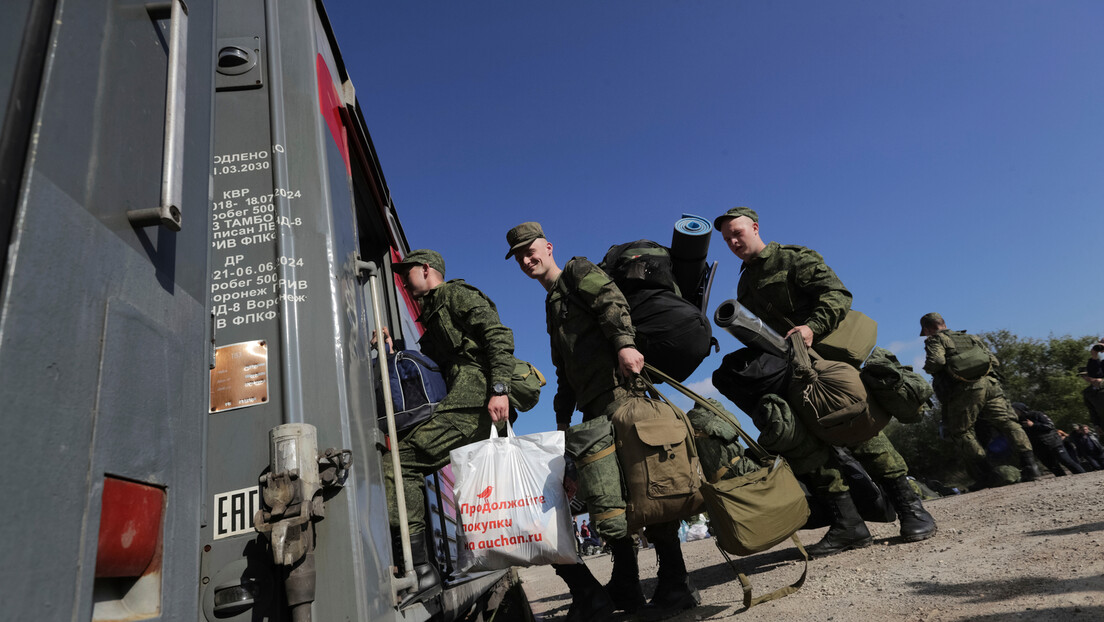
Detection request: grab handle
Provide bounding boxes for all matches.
[128,0,188,231]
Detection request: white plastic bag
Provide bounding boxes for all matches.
[450,422,579,571]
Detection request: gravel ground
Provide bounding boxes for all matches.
[518,469,1104,621]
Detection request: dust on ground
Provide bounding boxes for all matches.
[519,470,1104,621]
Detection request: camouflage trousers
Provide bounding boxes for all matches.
[384,405,496,535]
[803,431,909,495]
[943,376,1032,461]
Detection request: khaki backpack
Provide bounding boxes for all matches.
[612,377,704,531]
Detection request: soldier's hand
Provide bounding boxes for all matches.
[487,394,510,423]
[370,327,394,354]
[785,325,815,348]
[617,346,645,378]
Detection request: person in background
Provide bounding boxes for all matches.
[1011,402,1084,476]
[920,312,1042,487]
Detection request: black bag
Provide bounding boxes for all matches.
[629,289,712,382]
[375,350,448,432]
[599,239,680,296]
[712,347,792,415]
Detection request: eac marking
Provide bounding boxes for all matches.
[213,486,260,540]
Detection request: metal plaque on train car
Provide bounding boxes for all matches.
[210,340,268,413]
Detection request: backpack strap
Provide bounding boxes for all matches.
[717,534,809,609]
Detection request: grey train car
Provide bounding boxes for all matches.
[0,1,527,620]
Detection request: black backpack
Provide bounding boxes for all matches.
[599,239,681,297]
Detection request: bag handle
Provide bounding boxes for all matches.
[488,420,515,440]
[641,364,772,464]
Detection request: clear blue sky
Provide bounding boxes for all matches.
[331,1,1103,436]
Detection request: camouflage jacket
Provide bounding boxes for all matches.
[922,328,1000,396]
[546,257,636,426]
[736,241,852,341]
[417,280,515,412]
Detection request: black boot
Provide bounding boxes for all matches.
[554,563,615,622]
[639,523,700,621]
[805,492,873,558]
[884,476,937,543]
[605,537,646,613]
[397,531,442,606]
[1019,451,1042,482]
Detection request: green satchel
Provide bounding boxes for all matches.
[643,364,810,609]
[813,310,878,368]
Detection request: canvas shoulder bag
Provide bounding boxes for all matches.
[643,364,810,609]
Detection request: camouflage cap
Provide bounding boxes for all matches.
[392,249,445,277]
[505,221,546,259]
[919,312,944,335]
[713,206,759,229]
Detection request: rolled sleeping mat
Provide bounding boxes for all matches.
[713,299,789,359]
[671,214,712,303]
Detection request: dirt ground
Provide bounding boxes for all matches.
[518,469,1104,621]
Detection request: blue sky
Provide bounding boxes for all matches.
[332,1,1103,436]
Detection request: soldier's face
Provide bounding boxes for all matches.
[515,239,552,279]
[398,264,432,299]
[720,216,763,261]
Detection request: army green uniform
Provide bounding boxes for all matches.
[547,257,636,427]
[923,329,1033,464]
[385,279,515,534]
[736,242,908,493]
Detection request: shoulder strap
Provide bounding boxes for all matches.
[642,364,771,463]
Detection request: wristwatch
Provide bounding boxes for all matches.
[492,382,509,396]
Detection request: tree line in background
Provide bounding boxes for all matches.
[885,331,1096,488]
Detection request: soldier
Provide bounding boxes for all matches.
[385,249,515,604]
[714,206,936,557]
[506,222,699,621]
[1080,342,1104,431]
[919,312,1042,486]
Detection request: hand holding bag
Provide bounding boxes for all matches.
[450,422,579,572]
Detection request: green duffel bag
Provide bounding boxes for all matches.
[813,310,878,369]
[565,415,628,541]
[508,358,546,412]
[861,347,933,424]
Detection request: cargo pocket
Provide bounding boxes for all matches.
[634,418,697,498]
[566,416,627,541]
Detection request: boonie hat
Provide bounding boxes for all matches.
[713,206,759,229]
[919,312,945,336]
[505,222,546,259]
[392,249,445,277]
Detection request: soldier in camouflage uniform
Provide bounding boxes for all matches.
[919,312,1041,486]
[385,249,515,603]
[715,206,936,557]
[507,222,699,621]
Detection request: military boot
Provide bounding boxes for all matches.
[884,476,937,543]
[553,563,615,622]
[805,491,873,558]
[605,537,646,613]
[397,531,442,606]
[639,524,700,621]
[1019,451,1042,482]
